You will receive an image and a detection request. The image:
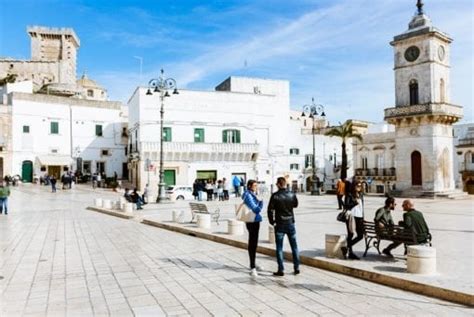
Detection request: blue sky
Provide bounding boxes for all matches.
[0,0,472,123]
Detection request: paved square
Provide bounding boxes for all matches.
[0,184,472,316]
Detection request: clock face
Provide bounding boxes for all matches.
[438,45,445,61]
[404,46,420,62]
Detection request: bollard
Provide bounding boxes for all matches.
[115,200,122,210]
[227,219,244,235]
[197,214,211,229]
[94,198,103,208]
[268,225,275,244]
[102,199,112,209]
[123,202,134,213]
[119,197,127,209]
[172,210,182,222]
[325,234,347,259]
[407,246,436,274]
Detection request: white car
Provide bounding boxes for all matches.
[166,185,194,201]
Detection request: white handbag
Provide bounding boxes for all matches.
[235,202,256,223]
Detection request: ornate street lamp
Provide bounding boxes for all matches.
[302,98,326,195]
[146,69,179,203]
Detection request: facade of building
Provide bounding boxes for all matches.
[454,123,474,194]
[0,26,127,182]
[355,2,464,197]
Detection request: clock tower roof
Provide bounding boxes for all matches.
[392,0,452,44]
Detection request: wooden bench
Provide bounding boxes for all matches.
[189,202,220,225]
[363,221,431,257]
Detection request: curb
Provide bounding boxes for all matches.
[142,218,473,307]
[86,206,134,219]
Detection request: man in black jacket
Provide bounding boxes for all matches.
[267,177,300,276]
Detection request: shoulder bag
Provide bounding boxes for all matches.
[236,202,256,223]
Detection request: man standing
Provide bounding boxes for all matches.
[267,177,300,276]
[222,177,230,200]
[0,181,11,215]
[336,178,345,210]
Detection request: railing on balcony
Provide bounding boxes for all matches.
[355,168,396,178]
[139,141,260,162]
[458,138,474,147]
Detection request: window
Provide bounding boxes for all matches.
[121,127,128,137]
[440,78,445,102]
[305,154,313,168]
[95,124,103,137]
[50,122,59,134]
[194,128,205,143]
[51,148,58,154]
[409,79,419,105]
[290,164,299,170]
[40,166,46,172]
[222,129,240,143]
[361,156,368,169]
[163,127,172,142]
[87,89,94,97]
[289,148,300,155]
[83,161,91,174]
[101,149,110,156]
[23,125,30,133]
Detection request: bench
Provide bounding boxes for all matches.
[363,221,431,257]
[189,202,220,225]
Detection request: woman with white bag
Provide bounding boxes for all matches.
[237,179,264,277]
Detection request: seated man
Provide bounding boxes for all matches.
[124,188,133,202]
[381,199,431,257]
[130,188,144,210]
[374,197,397,257]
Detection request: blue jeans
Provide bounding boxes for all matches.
[275,223,300,272]
[0,197,8,214]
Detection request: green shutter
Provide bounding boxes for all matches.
[23,125,30,133]
[95,125,103,136]
[163,127,172,142]
[194,128,204,143]
[235,130,241,143]
[51,122,59,134]
[222,130,227,143]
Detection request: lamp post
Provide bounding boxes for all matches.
[146,69,179,203]
[302,98,325,195]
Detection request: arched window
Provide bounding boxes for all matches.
[440,78,445,102]
[409,79,419,105]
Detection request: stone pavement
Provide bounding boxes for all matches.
[0,184,472,316]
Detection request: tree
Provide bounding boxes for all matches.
[325,121,363,179]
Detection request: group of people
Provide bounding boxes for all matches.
[336,177,431,260]
[239,177,301,277]
[124,186,148,210]
[192,178,231,201]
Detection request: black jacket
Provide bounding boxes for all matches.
[267,188,298,225]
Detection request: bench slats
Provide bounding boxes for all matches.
[189,202,220,225]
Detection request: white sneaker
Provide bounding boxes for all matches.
[250,268,258,277]
[255,265,264,272]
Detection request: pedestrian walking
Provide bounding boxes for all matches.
[142,183,149,203]
[0,181,11,215]
[223,177,230,200]
[241,179,264,277]
[336,177,346,210]
[232,176,240,197]
[267,177,300,276]
[51,176,57,193]
[341,181,364,260]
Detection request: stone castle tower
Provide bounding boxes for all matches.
[28,26,80,85]
[384,1,463,196]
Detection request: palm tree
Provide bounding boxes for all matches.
[325,121,362,179]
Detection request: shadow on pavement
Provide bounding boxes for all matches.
[373,265,407,273]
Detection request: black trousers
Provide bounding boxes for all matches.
[346,217,364,252]
[337,195,344,209]
[245,222,260,269]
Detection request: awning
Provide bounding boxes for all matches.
[36,155,73,166]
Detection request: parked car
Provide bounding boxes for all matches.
[166,185,194,201]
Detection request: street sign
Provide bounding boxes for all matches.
[367,177,373,185]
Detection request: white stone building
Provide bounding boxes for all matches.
[0,26,127,182]
[454,123,474,194]
[127,76,290,196]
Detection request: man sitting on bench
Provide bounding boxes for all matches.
[374,197,397,257]
[379,199,431,257]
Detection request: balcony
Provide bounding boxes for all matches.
[457,138,474,147]
[139,141,259,162]
[355,168,396,181]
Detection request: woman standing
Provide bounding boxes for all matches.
[242,179,264,277]
[342,181,364,260]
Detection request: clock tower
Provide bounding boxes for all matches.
[384,0,463,196]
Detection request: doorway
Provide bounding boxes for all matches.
[48,166,61,179]
[411,151,422,186]
[164,170,176,186]
[22,160,33,182]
